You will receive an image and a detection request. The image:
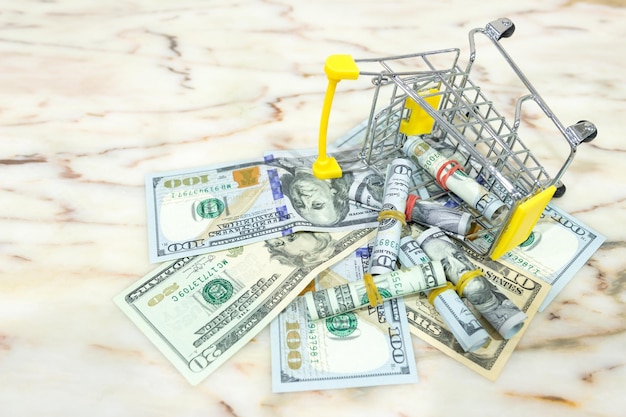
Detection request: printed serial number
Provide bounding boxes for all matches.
[507,254,541,275]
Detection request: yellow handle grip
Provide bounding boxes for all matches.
[312,55,359,180]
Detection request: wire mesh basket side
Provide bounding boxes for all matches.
[431,71,554,202]
[355,49,463,174]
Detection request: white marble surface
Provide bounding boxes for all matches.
[1,0,625,416]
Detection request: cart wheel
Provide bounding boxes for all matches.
[488,18,516,41]
[501,23,516,39]
[577,120,598,142]
[553,181,566,198]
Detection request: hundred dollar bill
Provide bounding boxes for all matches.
[267,148,387,211]
[403,248,550,380]
[414,226,527,340]
[398,235,489,352]
[470,203,605,311]
[270,245,418,392]
[114,228,375,385]
[146,149,381,262]
[369,158,414,275]
[303,260,447,320]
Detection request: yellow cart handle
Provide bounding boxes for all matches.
[312,55,359,179]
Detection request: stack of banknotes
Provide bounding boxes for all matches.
[114,123,605,389]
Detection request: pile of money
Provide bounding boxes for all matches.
[114,124,604,390]
[397,235,490,353]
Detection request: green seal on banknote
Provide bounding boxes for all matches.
[518,231,539,250]
[325,312,358,338]
[194,198,225,219]
[202,279,233,305]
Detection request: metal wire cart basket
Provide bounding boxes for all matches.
[312,17,597,260]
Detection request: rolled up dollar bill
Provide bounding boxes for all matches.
[405,195,473,236]
[398,236,489,352]
[348,169,385,210]
[303,261,447,321]
[414,226,527,339]
[369,158,414,275]
[347,162,472,237]
[403,135,506,221]
[423,136,471,168]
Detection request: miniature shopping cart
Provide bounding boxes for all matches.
[312,17,597,260]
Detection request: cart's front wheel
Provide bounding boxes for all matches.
[488,18,516,40]
[554,181,566,198]
[577,120,598,143]
[501,23,515,39]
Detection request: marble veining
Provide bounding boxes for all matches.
[1,1,624,416]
